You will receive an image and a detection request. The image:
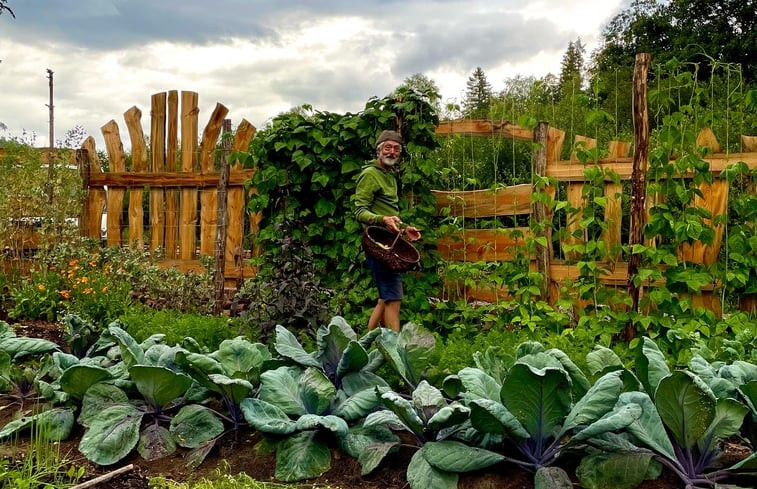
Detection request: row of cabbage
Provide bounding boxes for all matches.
[1,316,756,489]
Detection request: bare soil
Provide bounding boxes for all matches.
[0,320,739,489]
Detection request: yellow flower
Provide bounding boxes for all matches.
[101,287,108,294]
[60,290,70,299]
[81,276,89,283]
[38,284,46,291]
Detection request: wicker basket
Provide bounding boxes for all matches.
[361,226,420,272]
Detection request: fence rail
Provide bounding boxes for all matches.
[433,119,757,317]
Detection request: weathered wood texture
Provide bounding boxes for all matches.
[82,91,256,286]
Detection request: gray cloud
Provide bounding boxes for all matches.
[0,0,625,148]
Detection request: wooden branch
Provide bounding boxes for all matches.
[71,464,134,489]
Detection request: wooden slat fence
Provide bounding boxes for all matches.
[80,90,257,284]
[433,118,757,315]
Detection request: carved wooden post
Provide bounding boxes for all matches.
[626,53,651,340]
[532,121,552,299]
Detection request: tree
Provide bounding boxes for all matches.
[592,0,757,83]
[396,73,441,113]
[558,39,586,96]
[463,67,493,118]
[0,0,14,17]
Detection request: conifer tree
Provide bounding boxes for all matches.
[463,67,493,118]
[558,38,586,96]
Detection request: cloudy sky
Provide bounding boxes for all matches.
[0,0,626,149]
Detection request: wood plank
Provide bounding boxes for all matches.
[124,106,147,248]
[545,152,757,181]
[437,228,530,262]
[432,184,533,217]
[101,120,126,246]
[157,259,255,279]
[443,260,690,304]
[435,119,533,141]
[226,119,256,265]
[150,92,167,252]
[199,103,230,257]
[87,170,256,187]
[601,141,631,259]
[743,135,757,152]
[80,137,105,240]
[564,135,597,260]
[165,90,180,258]
[547,127,566,163]
[180,91,199,260]
[679,129,728,265]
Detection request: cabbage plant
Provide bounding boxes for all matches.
[442,344,641,487]
[175,336,271,430]
[72,324,224,465]
[362,380,489,489]
[273,317,384,390]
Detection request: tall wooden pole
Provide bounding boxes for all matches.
[532,121,552,299]
[46,69,55,204]
[626,53,652,340]
[213,119,232,315]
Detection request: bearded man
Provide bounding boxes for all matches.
[353,130,421,331]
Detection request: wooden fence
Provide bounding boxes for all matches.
[80,90,258,284]
[433,119,757,316]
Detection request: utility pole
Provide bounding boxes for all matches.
[46,68,55,204]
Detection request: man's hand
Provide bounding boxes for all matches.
[381,215,403,233]
[381,216,421,241]
[405,226,421,242]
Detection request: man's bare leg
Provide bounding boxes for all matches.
[383,300,401,332]
[368,299,386,330]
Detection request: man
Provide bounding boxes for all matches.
[354,129,421,332]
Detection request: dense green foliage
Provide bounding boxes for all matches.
[2,318,756,487]
[246,89,441,328]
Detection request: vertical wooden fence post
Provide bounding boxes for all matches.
[532,121,552,299]
[213,119,232,315]
[626,53,651,340]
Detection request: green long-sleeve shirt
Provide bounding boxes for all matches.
[354,161,399,226]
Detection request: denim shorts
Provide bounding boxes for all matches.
[366,254,403,301]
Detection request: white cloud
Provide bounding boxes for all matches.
[0,0,625,149]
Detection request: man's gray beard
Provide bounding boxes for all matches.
[379,155,397,167]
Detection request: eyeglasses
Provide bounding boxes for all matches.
[382,144,402,154]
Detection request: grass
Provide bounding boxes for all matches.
[150,467,343,489]
[0,420,85,489]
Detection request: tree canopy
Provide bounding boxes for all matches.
[592,0,757,83]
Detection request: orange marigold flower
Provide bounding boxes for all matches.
[69,259,78,266]
[38,284,46,291]
[83,287,93,295]
[81,276,89,283]
[89,260,97,267]
[101,287,108,294]
[60,290,70,299]
[72,284,77,289]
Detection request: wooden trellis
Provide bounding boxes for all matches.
[80,90,258,284]
[433,119,757,316]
